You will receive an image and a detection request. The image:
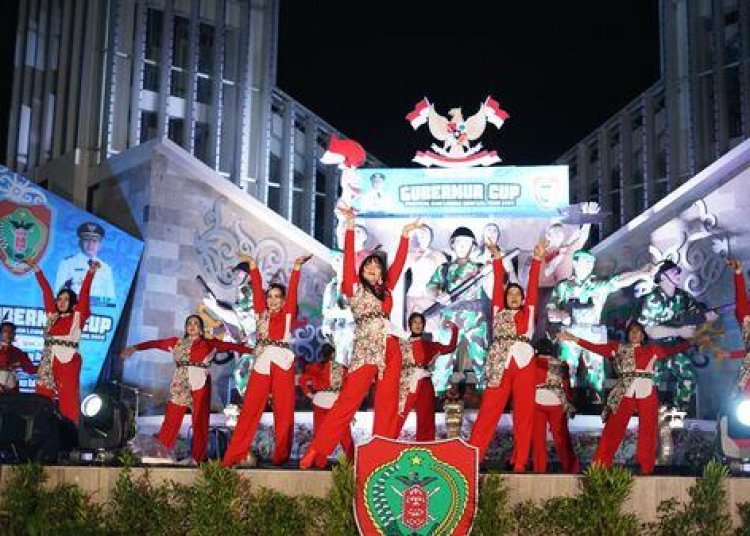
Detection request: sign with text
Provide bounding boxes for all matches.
[0,166,143,394]
[353,166,569,218]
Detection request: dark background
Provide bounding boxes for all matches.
[277,2,661,166]
[0,2,660,167]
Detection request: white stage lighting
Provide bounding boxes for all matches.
[736,399,750,427]
[81,394,103,418]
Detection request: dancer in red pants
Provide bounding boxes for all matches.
[298,344,355,461]
[468,237,545,471]
[0,322,38,393]
[395,313,458,441]
[558,322,692,475]
[727,259,750,393]
[531,337,578,473]
[300,210,421,469]
[221,253,311,467]
[122,315,252,463]
[27,258,97,423]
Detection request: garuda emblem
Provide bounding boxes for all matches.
[406,96,509,168]
[0,168,51,276]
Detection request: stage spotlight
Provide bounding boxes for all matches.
[76,390,134,453]
[81,394,104,419]
[737,399,750,427]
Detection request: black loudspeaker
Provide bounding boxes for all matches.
[0,393,77,462]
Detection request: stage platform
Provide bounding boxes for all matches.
[135,411,718,467]
[1,464,750,525]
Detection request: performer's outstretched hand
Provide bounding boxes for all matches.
[402,218,424,237]
[239,254,257,270]
[25,258,40,272]
[532,238,547,260]
[441,319,457,330]
[294,254,313,269]
[120,346,136,359]
[340,207,356,229]
[485,237,503,260]
[727,258,743,273]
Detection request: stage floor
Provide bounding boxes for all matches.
[2,464,749,525]
[135,410,718,466]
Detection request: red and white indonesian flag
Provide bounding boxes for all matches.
[484,96,509,129]
[320,135,366,169]
[406,98,431,129]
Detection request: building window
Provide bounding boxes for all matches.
[198,23,215,76]
[219,84,238,174]
[268,153,281,184]
[610,192,622,227]
[725,66,742,140]
[143,9,163,91]
[197,76,212,104]
[292,189,306,229]
[656,134,668,179]
[654,178,669,201]
[723,5,740,64]
[172,16,190,68]
[223,24,240,82]
[697,74,716,165]
[194,121,210,164]
[314,195,328,244]
[170,70,188,98]
[632,186,645,215]
[143,63,160,91]
[610,167,621,191]
[168,117,185,147]
[170,16,190,98]
[268,184,281,212]
[145,9,163,62]
[691,0,715,72]
[140,111,158,143]
[315,169,327,194]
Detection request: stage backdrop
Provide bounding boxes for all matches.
[0,166,143,394]
[337,164,573,392]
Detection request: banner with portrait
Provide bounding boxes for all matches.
[0,166,143,394]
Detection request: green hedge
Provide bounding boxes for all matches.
[0,460,746,535]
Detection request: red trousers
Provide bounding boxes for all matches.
[469,360,536,471]
[594,390,658,474]
[308,337,402,463]
[313,404,355,461]
[396,378,436,441]
[157,378,212,462]
[222,363,296,467]
[531,404,579,473]
[35,354,82,423]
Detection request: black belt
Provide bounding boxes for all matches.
[493,334,530,343]
[256,339,290,349]
[621,371,654,379]
[403,364,431,371]
[355,312,387,325]
[537,382,563,389]
[45,339,79,350]
[318,388,341,394]
[176,362,210,369]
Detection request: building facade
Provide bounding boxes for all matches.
[5,0,379,247]
[557,0,750,239]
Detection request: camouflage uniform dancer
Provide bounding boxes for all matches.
[636,261,716,411]
[547,250,653,400]
[428,227,494,392]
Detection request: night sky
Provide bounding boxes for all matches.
[0,2,660,168]
[277,2,661,166]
